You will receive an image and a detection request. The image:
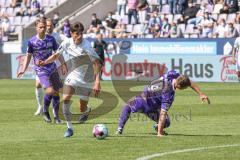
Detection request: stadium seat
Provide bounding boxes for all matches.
[13,16,22,26]
[161,4,170,14]
[126,24,133,33]
[173,14,182,23]
[6,7,14,16]
[227,13,237,23]
[21,16,30,25]
[0,0,5,7]
[178,24,186,33]
[185,24,194,34]
[218,14,227,22]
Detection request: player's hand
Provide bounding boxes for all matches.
[93,82,101,97]
[232,58,236,65]
[17,71,25,78]
[61,64,68,76]
[200,94,210,104]
[36,60,45,66]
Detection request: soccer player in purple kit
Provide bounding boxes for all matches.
[116,70,210,137]
[17,17,67,124]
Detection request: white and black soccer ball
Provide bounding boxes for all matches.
[92,124,108,140]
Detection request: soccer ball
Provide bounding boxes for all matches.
[92,124,108,140]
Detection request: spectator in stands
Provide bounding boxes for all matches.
[226,22,239,38]
[15,2,30,16]
[213,19,227,38]
[30,0,41,16]
[187,2,207,25]
[148,11,161,28]
[177,0,188,14]
[170,22,179,38]
[198,11,214,38]
[152,24,161,38]
[62,19,71,38]
[11,0,23,7]
[161,18,171,37]
[127,0,139,24]
[52,12,60,27]
[1,17,10,36]
[169,0,178,14]
[224,0,239,13]
[93,33,108,80]
[105,11,118,29]
[87,13,102,34]
[137,0,149,24]
[117,0,127,16]
[220,3,230,14]
[183,2,200,23]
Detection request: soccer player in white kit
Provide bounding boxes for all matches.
[232,37,240,81]
[38,22,101,137]
[34,18,66,116]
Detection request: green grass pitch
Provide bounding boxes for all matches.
[0,80,240,160]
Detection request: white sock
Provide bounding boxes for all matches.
[35,88,43,108]
[67,121,73,129]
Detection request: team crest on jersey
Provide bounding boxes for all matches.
[46,42,53,48]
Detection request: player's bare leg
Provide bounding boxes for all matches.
[35,80,43,115]
[62,85,75,137]
[78,99,91,123]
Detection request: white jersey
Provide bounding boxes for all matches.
[234,37,240,53]
[234,37,240,71]
[51,32,66,45]
[58,38,100,84]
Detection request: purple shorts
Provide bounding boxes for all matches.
[38,71,63,91]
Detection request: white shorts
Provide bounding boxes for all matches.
[64,75,93,101]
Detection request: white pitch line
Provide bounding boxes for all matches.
[137,144,240,160]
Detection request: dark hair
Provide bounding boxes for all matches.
[46,18,53,23]
[70,22,84,33]
[35,17,46,26]
[176,75,191,88]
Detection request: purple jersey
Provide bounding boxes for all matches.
[27,35,59,76]
[142,70,180,111]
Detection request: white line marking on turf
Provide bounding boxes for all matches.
[137,144,240,160]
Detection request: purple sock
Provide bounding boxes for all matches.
[118,105,131,129]
[43,94,53,113]
[52,95,60,118]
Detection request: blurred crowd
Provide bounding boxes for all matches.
[84,0,240,39]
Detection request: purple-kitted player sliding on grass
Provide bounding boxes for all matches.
[116,70,210,137]
[17,17,68,124]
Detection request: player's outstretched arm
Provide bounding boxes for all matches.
[92,59,101,97]
[57,54,68,76]
[37,53,60,66]
[17,53,32,78]
[190,81,210,104]
[157,109,167,137]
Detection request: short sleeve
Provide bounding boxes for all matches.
[84,40,100,61]
[27,40,34,55]
[57,39,69,55]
